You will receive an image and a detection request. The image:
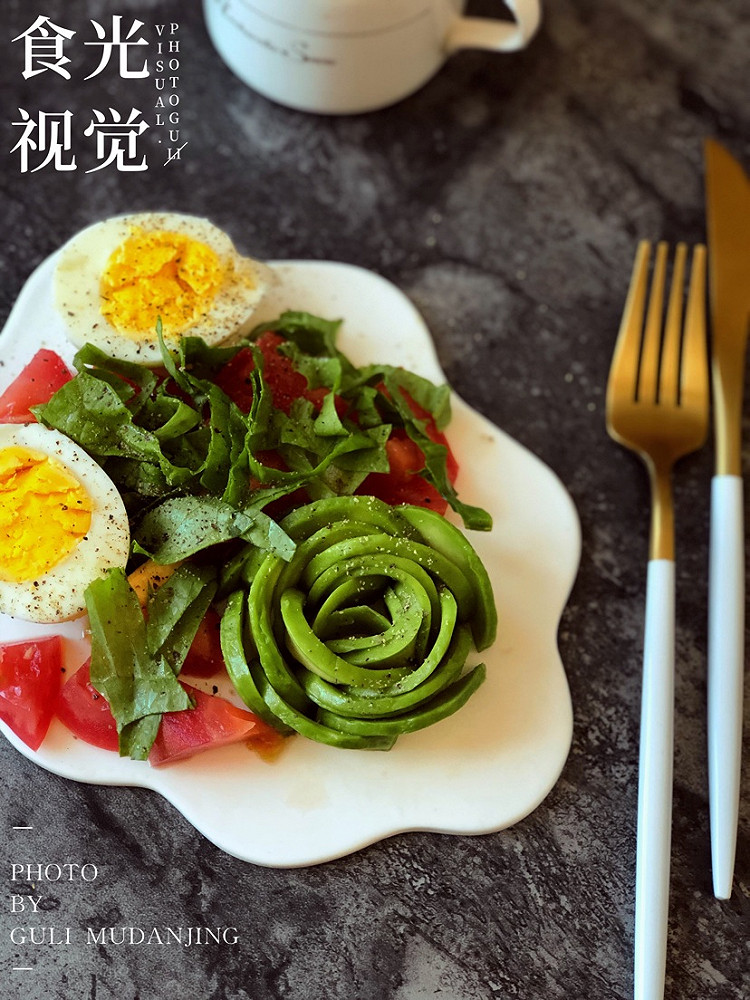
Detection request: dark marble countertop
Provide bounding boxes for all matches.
[1,1,748,998]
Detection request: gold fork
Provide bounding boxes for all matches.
[606,240,709,1000]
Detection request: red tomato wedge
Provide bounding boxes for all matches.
[181,608,224,678]
[57,659,119,752]
[399,389,460,482]
[214,332,309,415]
[149,684,283,767]
[215,332,339,416]
[213,346,256,413]
[0,349,73,423]
[0,635,62,751]
[357,432,446,512]
[358,403,459,514]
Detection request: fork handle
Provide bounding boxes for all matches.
[708,474,744,899]
[634,558,674,1000]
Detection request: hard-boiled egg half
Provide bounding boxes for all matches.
[53,212,273,364]
[0,423,129,623]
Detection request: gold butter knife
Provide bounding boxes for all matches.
[704,138,750,899]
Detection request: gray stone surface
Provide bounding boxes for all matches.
[0,1,748,998]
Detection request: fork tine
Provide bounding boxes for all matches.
[660,243,688,406]
[640,242,669,403]
[681,245,708,408]
[610,241,651,401]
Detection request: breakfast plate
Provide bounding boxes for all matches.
[0,250,580,867]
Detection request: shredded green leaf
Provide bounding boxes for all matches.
[86,569,193,759]
[135,495,296,564]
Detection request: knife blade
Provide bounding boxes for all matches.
[704,138,750,900]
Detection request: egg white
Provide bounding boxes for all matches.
[53,212,273,365]
[0,424,130,623]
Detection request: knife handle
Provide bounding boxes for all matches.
[708,474,745,899]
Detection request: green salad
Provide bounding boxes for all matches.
[32,311,497,758]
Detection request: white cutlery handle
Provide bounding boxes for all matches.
[634,559,674,1000]
[708,474,744,899]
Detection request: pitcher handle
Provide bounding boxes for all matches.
[446,0,542,54]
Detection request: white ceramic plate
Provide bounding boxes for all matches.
[0,254,580,867]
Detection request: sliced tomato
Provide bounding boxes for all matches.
[398,389,460,482]
[358,410,460,513]
[215,332,342,416]
[357,384,460,513]
[181,607,224,678]
[0,349,73,423]
[149,683,283,767]
[56,659,119,752]
[0,635,62,750]
[359,431,448,512]
[213,346,256,413]
[255,332,311,414]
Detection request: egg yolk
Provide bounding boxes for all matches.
[0,446,93,583]
[100,228,226,338]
